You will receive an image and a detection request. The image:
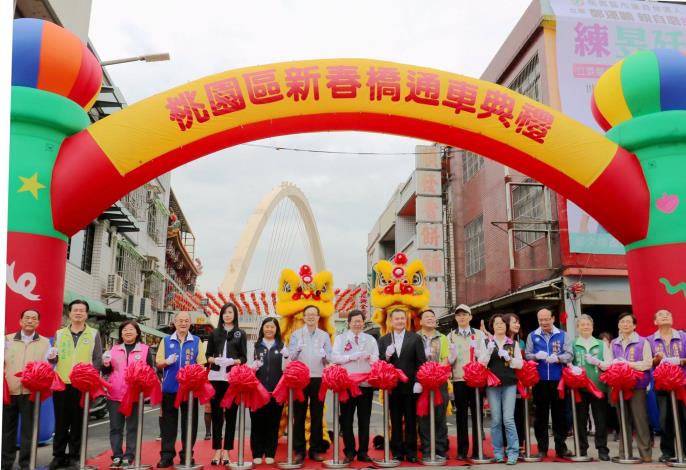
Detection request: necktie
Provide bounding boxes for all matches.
[355,335,359,345]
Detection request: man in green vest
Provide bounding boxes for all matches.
[572,314,610,461]
[49,300,103,470]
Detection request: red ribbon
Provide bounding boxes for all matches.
[462,361,501,389]
[366,360,408,391]
[318,364,362,403]
[118,361,162,417]
[416,362,452,417]
[221,364,271,411]
[174,364,215,408]
[69,363,108,407]
[15,361,65,402]
[272,361,311,405]
[599,363,644,402]
[557,367,605,402]
[653,362,686,405]
[515,360,540,399]
[3,376,10,405]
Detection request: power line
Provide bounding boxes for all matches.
[241,143,446,156]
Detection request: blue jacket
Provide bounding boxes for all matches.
[529,327,566,381]
[161,332,202,393]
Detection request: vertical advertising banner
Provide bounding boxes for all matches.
[550,0,686,254]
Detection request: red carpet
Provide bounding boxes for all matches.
[89,436,573,469]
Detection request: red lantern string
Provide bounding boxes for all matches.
[463,361,501,389]
[416,362,452,416]
[557,367,604,402]
[239,293,252,315]
[70,363,109,407]
[335,289,351,310]
[599,362,644,402]
[270,292,277,309]
[218,292,228,304]
[229,293,243,314]
[174,364,215,408]
[15,361,65,401]
[221,364,270,411]
[118,361,162,417]
[366,360,408,391]
[251,292,261,315]
[654,362,686,404]
[260,292,270,315]
[515,360,540,399]
[272,361,311,404]
[318,365,363,403]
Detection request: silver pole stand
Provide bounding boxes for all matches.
[175,391,202,470]
[612,390,641,464]
[471,388,493,464]
[668,391,686,467]
[422,390,445,466]
[230,395,252,470]
[131,391,151,470]
[278,390,303,469]
[78,391,96,470]
[569,389,591,462]
[373,390,400,468]
[521,391,541,462]
[324,392,349,469]
[28,391,42,470]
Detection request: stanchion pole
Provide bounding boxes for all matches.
[230,394,252,470]
[668,390,686,468]
[132,391,151,470]
[471,388,493,464]
[324,392,348,469]
[569,389,591,462]
[175,391,201,470]
[612,390,641,464]
[278,390,302,470]
[78,391,96,470]
[373,390,400,468]
[28,391,41,470]
[522,389,541,462]
[422,389,445,466]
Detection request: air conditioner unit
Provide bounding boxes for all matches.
[140,297,152,317]
[105,274,124,298]
[142,256,158,273]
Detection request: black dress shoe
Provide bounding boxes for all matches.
[660,455,675,463]
[342,455,354,464]
[457,454,468,461]
[407,456,419,463]
[532,451,547,459]
[309,453,325,462]
[293,454,305,465]
[358,454,373,462]
[599,453,610,461]
[156,460,173,469]
[556,449,573,459]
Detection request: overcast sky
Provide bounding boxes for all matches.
[88,0,531,294]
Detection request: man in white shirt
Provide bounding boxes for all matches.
[332,309,379,463]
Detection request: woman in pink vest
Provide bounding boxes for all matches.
[102,321,155,468]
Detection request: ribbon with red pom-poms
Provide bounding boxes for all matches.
[557,366,604,402]
[599,362,644,402]
[366,360,407,391]
[70,363,109,407]
[318,364,362,403]
[653,362,686,404]
[118,361,162,417]
[174,364,215,408]
[416,362,452,417]
[15,361,65,402]
[463,361,501,389]
[515,360,539,399]
[221,364,271,411]
[272,361,311,405]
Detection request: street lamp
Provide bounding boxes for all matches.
[101,53,170,66]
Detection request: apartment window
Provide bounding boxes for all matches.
[508,55,541,102]
[157,311,167,326]
[115,240,144,296]
[462,151,484,183]
[67,223,95,273]
[121,187,147,221]
[464,215,485,277]
[147,199,170,244]
[144,272,165,311]
[512,179,546,250]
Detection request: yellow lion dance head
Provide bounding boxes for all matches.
[275,264,336,345]
[371,252,430,335]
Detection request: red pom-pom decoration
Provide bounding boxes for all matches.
[515,360,539,399]
[319,364,362,403]
[221,364,271,411]
[118,361,162,417]
[366,360,408,391]
[463,361,501,389]
[70,362,108,407]
[654,362,686,404]
[15,361,65,402]
[558,366,604,402]
[393,252,408,265]
[600,362,644,402]
[299,265,312,276]
[272,361,311,404]
[416,362,452,416]
[174,364,215,408]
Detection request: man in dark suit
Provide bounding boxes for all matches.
[378,308,427,463]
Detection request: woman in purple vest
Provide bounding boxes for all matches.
[609,312,653,462]
[102,321,155,468]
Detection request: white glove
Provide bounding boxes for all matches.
[534,351,548,361]
[486,341,496,353]
[571,365,583,375]
[498,348,511,361]
[102,351,112,366]
[46,347,58,360]
[165,353,178,365]
[251,360,263,370]
[413,382,423,394]
[385,344,396,359]
[360,352,371,361]
[663,356,682,365]
[281,346,290,358]
[585,354,600,366]
[612,357,626,364]
[215,357,235,367]
[545,353,559,364]
[296,342,304,353]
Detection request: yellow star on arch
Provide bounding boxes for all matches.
[18,173,46,200]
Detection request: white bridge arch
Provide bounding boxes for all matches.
[221,182,326,294]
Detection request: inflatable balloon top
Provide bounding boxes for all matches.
[275,265,336,345]
[371,252,430,335]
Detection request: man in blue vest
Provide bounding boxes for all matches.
[156,311,206,468]
[525,308,573,458]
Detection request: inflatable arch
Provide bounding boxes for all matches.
[221,182,326,294]
[8,19,686,335]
